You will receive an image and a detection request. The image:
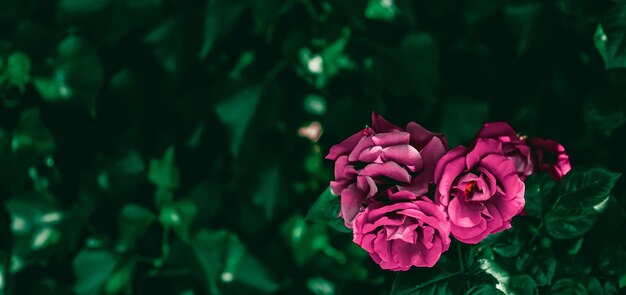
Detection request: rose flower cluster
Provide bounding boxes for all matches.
[326,113,571,271]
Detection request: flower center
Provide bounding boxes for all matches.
[463,180,480,200]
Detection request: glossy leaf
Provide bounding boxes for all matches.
[391,256,497,295]
[548,279,587,295]
[508,275,537,295]
[306,187,351,233]
[515,248,556,286]
[546,168,620,239]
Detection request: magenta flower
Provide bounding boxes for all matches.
[352,192,451,271]
[476,122,534,180]
[326,112,448,227]
[529,138,571,181]
[434,139,525,244]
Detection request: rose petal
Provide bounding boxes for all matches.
[371,112,402,133]
[348,135,376,162]
[326,128,371,160]
[450,218,488,244]
[447,197,483,227]
[436,155,467,206]
[358,146,383,163]
[382,145,423,169]
[372,131,411,147]
[466,138,503,169]
[340,184,364,227]
[360,162,411,183]
[476,122,518,142]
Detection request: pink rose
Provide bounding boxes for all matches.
[476,122,534,180]
[326,112,448,227]
[352,192,451,270]
[434,139,525,244]
[528,138,571,181]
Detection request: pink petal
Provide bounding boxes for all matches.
[371,112,402,133]
[372,131,411,147]
[447,197,483,227]
[466,138,503,169]
[326,128,371,160]
[360,162,411,183]
[382,145,423,169]
[340,184,365,227]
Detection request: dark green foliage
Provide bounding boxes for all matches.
[0,0,626,294]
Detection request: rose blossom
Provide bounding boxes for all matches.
[352,191,451,270]
[326,112,447,227]
[476,122,533,180]
[434,139,525,244]
[528,137,571,180]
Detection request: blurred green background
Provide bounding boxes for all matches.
[1,0,626,294]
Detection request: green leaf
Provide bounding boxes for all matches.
[523,173,556,218]
[34,36,103,115]
[253,163,281,219]
[148,146,180,193]
[281,215,339,265]
[191,230,279,295]
[441,100,490,147]
[12,107,55,158]
[59,0,111,15]
[515,248,556,286]
[465,284,503,295]
[7,191,62,272]
[306,187,351,233]
[1,51,31,92]
[73,249,119,295]
[391,256,497,295]
[199,0,248,59]
[365,0,399,21]
[116,204,155,252]
[548,279,587,295]
[507,275,537,295]
[399,33,439,104]
[492,227,523,258]
[556,168,620,209]
[594,5,626,69]
[545,168,620,239]
[215,85,263,157]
